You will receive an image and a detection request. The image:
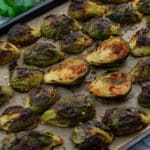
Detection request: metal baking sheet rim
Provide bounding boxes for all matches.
[0,1,150,150]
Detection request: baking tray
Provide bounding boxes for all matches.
[0,1,150,150]
[0,0,67,35]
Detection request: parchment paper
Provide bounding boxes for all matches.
[0,1,149,150]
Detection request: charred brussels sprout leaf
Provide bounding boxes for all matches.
[2,131,63,150]
[129,29,150,57]
[24,43,64,68]
[130,57,150,83]
[0,106,39,132]
[61,31,93,53]
[10,65,43,92]
[138,85,150,108]
[68,0,107,20]
[100,0,130,4]
[102,107,150,136]
[41,95,96,127]
[8,24,41,46]
[41,14,81,40]
[44,57,89,85]
[0,41,20,65]
[25,85,60,113]
[86,37,129,66]
[107,4,143,24]
[72,120,114,150]
[0,86,13,107]
[133,0,150,15]
[83,18,120,40]
[87,71,132,98]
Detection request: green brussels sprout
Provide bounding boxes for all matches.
[72,120,114,150]
[130,57,150,83]
[138,85,150,108]
[2,131,63,150]
[0,41,20,65]
[41,95,96,127]
[68,0,107,20]
[133,0,150,15]
[41,14,81,40]
[23,43,64,68]
[0,86,13,107]
[107,4,143,24]
[25,85,60,113]
[87,71,132,98]
[100,0,130,4]
[86,37,129,66]
[102,107,150,136]
[83,18,120,40]
[129,29,150,57]
[10,65,43,92]
[8,24,41,46]
[0,106,39,132]
[61,31,93,53]
[44,57,89,85]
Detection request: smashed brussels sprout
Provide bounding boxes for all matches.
[0,86,13,107]
[87,71,132,98]
[0,41,20,65]
[133,0,150,15]
[138,85,150,108]
[129,29,150,57]
[102,107,150,136]
[100,0,130,4]
[86,37,129,66]
[25,85,60,113]
[107,4,143,24]
[44,57,89,85]
[0,106,38,132]
[2,131,63,150]
[72,120,114,150]
[41,95,96,127]
[8,24,41,46]
[130,57,150,83]
[24,43,64,68]
[61,31,93,53]
[68,0,107,20]
[10,65,43,92]
[41,14,81,40]
[83,18,120,40]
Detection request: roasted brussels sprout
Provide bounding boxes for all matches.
[0,86,13,107]
[138,85,150,108]
[8,24,41,46]
[130,57,150,83]
[68,0,107,20]
[133,0,150,15]
[23,43,64,68]
[2,131,63,150]
[41,95,96,127]
[25,85,60,113]
[86,37,129,66]
[0,41,20,65]
[72,120,114,150]
[83,18,120,40]
[102,107,150,136]
[100,0,130,4]
[129,29,150,57]
[147,16,150,28]
[87,71,132,98]
[61,31,93,53]
[107,4,143,24]
[0,106,38,132]
[10,65,43,92]
[41,14,81,40]
[44,57,89,85]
